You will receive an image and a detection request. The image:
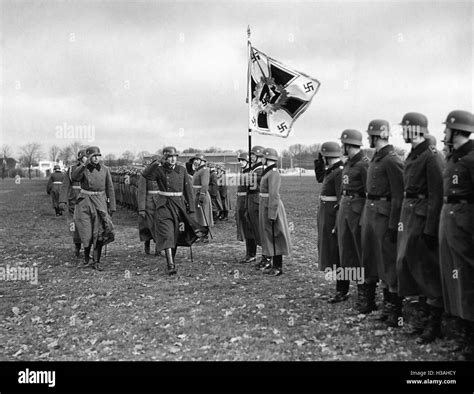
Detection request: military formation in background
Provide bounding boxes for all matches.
[315,109,474,361]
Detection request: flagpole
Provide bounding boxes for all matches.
[246,25,252,163]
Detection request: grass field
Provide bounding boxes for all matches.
[0,176,461,361]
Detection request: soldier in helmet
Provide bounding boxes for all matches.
[72,146,116,270]
[47,164,65,216]
[138,157,161,256]
[397,112,444,344]
[335,129,369,311]
[247,146,272,268]
[208,162,222,222]
[191,154,213,240]
[59,149,87,257]
[439,110,474,360]
[236,153,251,250]
[360,120,404,323]
[141,146,205,275]
[258,148,292,276]
[217,165,230,221]
[314,142,347,302]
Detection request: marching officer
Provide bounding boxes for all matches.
[208,163,222,222]
[360,120,404,324]
[191,154,213,239]
[59,149,87,257]
[439,110,474,360]
[336,129,369,311]
[258,148,292,276]
[138,160,160,256]
[314,142,346,303]
[72,146,116,271]
[141,146,205,275]
[236,153,252,257]
[47,164,65,216]
[397,112,444,344]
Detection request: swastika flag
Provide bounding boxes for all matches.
[248,46,320,138]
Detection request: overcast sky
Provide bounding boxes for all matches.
[1,0,473,158]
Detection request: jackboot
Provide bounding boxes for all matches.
[358,283,377,314]
[82,246,92,267]
[378,288,391,321]
[258,255,272,271]
[385,293,403,328]
[165,248,176,275]
[144,240,151,255]
[92,242,104,271]
[404,297,429,335]
[264,255,282,276]
[328,280,350,303]
[416,305,443,344]
[239,239,256,263]
[74,243,81,258]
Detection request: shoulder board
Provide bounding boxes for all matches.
[429,146,438,154]
[339,166,344,170]
[272,168,277,171]
[389,151,397,156]
[362,156,370,162]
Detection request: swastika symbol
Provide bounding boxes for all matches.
[251,51,260,63]
[304,82,314,93]
[278,122,288,133]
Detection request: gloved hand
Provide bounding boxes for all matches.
[138,210,146,219]
[58,202,67,213]
[333,203,340,211]
[422,233,438,249]
[198,193,206,205]
[386,228,398,243]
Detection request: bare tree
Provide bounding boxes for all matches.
[206,146,223,153]
[308,143,322,155]
[104,154,116,166]
[19,143,42,179]
[58,146,74,165]
[288,144,307,159]
[121,150,135,164]
[1,144,12,180]
[70,141,87,159]
[49,145,61,162]
[182,148,202,154]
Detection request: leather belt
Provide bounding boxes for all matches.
[53,181,63,184]
[147,191,159,195]
[259,193,269,198]
[404,192,426,199]
[192,185,202,189]
[320,195,338,202]
[444,195,474,204]
[72,186,81,190]
[157,191,182,197]
[81,189,105,196]
[237,192,247,196]
[367,194,391,201]
[342,191,366,198]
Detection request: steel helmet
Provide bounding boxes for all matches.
[263,148,279,161]
[162,146,179,157]
[238,152,249,162]
[400,112,428,139]
[443,110,474,133]
[367,119,390,138]
[340,129,363,146]
[424,134,437,147]
[86,146,101,157]
[251,146,265,157]
[320,141,341,158]
[77,149,87,160]
[190,154,206,162]
[53,164,61,171]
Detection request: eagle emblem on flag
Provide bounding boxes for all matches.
[249,46,320,138]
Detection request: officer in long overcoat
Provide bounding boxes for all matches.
[258,148,291,276]
[191,154,213,236]
[439,110,474,360]
[360,119,404,323]
[397,112,444,344]
[47,165,65,216]
[314,142,346,303]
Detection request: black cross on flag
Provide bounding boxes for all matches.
[248,46,320,138]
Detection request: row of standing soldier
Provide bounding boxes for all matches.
[315,110,474,361]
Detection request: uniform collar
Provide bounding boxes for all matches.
[250,162,263,171]
[346,151,363,166]
[327,160,343,174]
[407,139,429,160]
[372,144,394,162]
[87,162,101,172]
[452,139,474,162]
